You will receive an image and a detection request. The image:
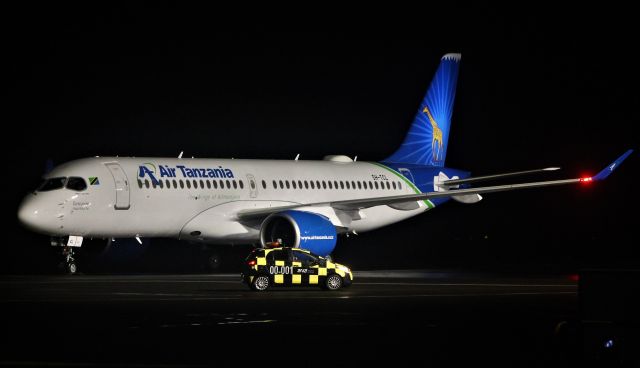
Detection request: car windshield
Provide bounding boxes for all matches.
[245,249,264,261]
[37,177,67,192]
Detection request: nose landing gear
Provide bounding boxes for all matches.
[58,247,77,274]
[52,236,83,275]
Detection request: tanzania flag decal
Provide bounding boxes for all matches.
[89,177,100,185]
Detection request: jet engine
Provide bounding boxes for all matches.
[259,210,337,256]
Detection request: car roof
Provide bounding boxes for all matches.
[266,247,311,254]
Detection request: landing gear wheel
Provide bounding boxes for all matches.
[251,275,270,291]
[324,274,343,291]
[58,246,78,275]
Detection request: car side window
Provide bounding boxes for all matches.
[268,249,291,263]
[292,250,318,266]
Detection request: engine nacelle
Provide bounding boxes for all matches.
[260,210,337,256]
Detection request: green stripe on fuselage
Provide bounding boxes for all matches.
[369,162,434,209]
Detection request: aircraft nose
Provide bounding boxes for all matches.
[18,195,42,231]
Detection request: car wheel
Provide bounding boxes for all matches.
[251,275,270,291]
[324,274,343,291]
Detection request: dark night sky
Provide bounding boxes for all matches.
[5,6,638,271]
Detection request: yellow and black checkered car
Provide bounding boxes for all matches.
[242,247,353,291]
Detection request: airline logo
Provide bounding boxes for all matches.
[88,177,100,185]
[423,106,444,162]
[138,163,235,183]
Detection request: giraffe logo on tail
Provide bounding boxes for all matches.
[423,106,443,162]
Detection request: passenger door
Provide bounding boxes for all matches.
[246,174,258,198]
[269,249,292,285]
[105,162,131,210]
[292,250,320,285]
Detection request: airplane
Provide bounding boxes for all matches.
[17,53,633,274]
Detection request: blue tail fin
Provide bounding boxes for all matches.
[384,53,461,167]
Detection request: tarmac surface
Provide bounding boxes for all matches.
[0,271,579,366]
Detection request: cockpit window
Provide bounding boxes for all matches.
[37,177,67,192]
[66,177,87,191]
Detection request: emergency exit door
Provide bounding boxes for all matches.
[105,162,130,210]
[246,174,258,198]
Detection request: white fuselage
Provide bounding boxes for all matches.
[18,157,430,244]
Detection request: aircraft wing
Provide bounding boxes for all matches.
[236,149,632,219]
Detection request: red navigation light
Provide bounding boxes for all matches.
[580,177,593,183]
[247,259,256,266]
[568,274,580,282]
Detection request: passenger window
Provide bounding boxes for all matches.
[292,181,297,189]
[310,181,315,189]
[199,180,204,188]
[334,180,338,189]
[273,180,277,189]
[346,181,350,189]
[374,182,379,189]
[212,180,218,189]
[145,180,150,189]
[179,180,184,189]
[152,180,157,188]
[173,179,177,188]
[65,177,87,191]
[206,180,211,189]
[233,180,237,189]
[304,180,309,189]
[285,181,290,189]
[137,179,143,189]
[357,181,362,190]
[398,181,402,190]
[158,180,163,189]
[328,181,333,189]
[351,181,356,189]
[239,180,244,189]
[340,181,344,189]
[262,180,267,189]
[322,181,326,189]
[298,180,302,189]
[166,179,171,189]
[279,180,284,189]
[226,180,231,189]
[316,180,320,189]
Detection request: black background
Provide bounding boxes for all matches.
[5,6,638,273]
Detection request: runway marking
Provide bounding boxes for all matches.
[358,282,575,287]
[283,291,578,300]
[113,292,244,297]
[217,320,276,325]
[0,280,242,284]
[4,290,577,303]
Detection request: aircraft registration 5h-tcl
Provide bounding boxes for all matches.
[18,53,632,273]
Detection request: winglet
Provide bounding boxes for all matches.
[592,149,633,181]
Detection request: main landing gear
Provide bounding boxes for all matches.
[52,236,83,275]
